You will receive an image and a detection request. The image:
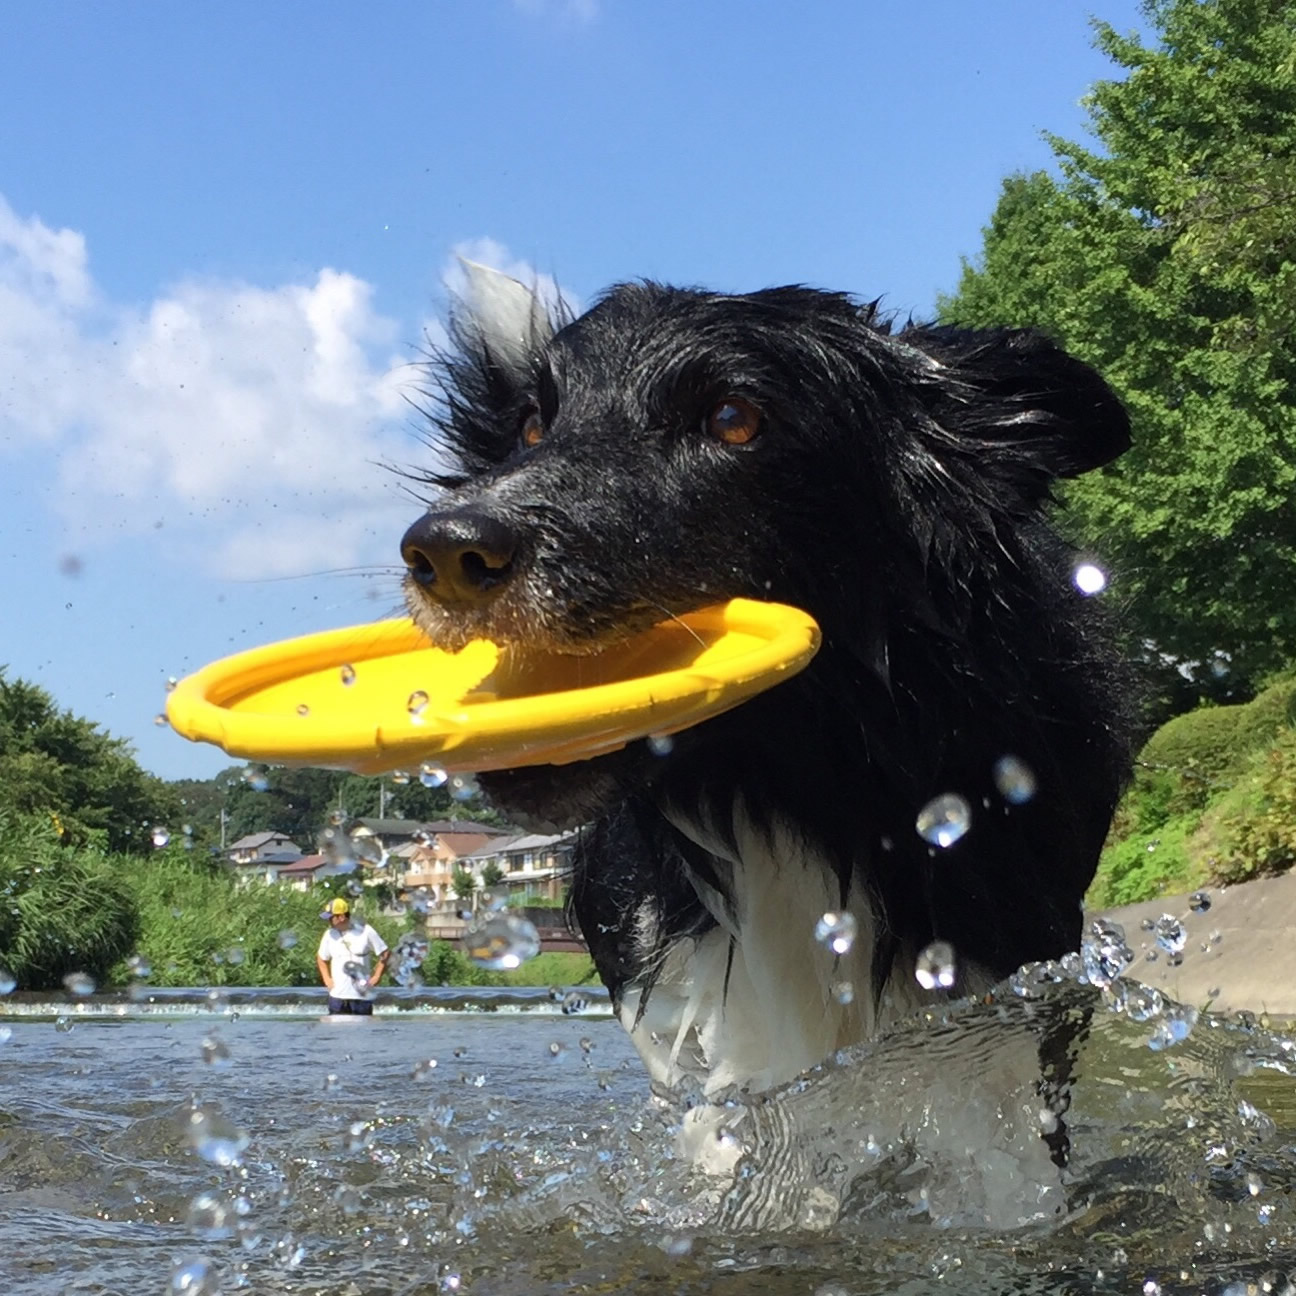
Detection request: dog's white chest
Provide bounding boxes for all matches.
[617,807,927,1098]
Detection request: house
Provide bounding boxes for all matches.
[225,832,304,885]
[227,831,302,865]
[457,830,579,904]
[273,853,357,892]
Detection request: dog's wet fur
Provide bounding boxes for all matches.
[401,262,1136,1104]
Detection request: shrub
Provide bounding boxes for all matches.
[0,810,138,990]
[1088,813,1202,909]
[1211,729,1296,886]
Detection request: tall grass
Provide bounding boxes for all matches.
[0,811,138,990]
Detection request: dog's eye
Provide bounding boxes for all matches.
[706,398,761,446]
[519,405,544,448]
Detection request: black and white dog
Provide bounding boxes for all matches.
[401,262,1135,1105]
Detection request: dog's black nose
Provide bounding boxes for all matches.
[400,510,519,604]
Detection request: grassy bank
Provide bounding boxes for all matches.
[1088,674,1296,907]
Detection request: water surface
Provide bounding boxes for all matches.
[1,984,1295,1295]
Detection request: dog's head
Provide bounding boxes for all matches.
[400,262,1129,826]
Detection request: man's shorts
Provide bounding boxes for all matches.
[327,996,374,1016]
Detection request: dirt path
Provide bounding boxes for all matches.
[1097,870,1296,1018]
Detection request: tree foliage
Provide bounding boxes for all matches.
[940,0,1296,699]
[0,670,181,853]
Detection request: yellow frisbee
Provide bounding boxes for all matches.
[165,598,820,775]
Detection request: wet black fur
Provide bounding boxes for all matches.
[404,283,1137,1014]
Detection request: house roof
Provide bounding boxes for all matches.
[275,853,327,875]
[460,830,579,859]
[227,831,298,850]
[354,817,514,837]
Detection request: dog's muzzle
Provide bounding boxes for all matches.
[401,509,518,606]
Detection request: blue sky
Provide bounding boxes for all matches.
[0,0,1147,781]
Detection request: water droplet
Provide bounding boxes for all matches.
[323,1073,340,1091]
[1081,918,1133,989]
[462,913,541,970]
[992,755,1037,805]
[407,690,429,719]
[0,968,15,995]
[915,793,972,848]
[1188,890,1211,912]
[915,940,957,990]
[561,991,589,1015]
[296,702,310,717]
[831,979,855,1004]
[62,971,95,996]
[187,1191,235,1239]
[647,733,675,756]
[814,911,857,956]
[449,774,479,802]
[185,1108,249,1166]
[1147,1004,1198,1051]
[345,1119,373,1152]
[226,946,245,966]
[659,1233,694,1256]
[579,1036,594,1053]
[126,953,152,979]
[1142,1281,1162,1296]
[412,1058,438,1079]
[1245,1171,1264,1197]
[169,1254,221,1294]
[153,713,169,727]
[54,1015,73,1032]
[201,1032,232,1067]
[1073,562,1107,595]
[166,676,178,692]
[340,663,356,686]
[1153,914,1186,955]
[420,762,448,788]
[391,768,411,784]
[242,768,269,792]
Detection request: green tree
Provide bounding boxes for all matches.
[451,866,477,901]
[0,670,181,853]
[222,765,348,848]
[940,0,1296,700]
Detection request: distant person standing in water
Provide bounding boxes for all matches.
[316,897,389,1016]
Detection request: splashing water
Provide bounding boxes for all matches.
[462,913,542,970]
[420,762,449,787]
[992,754,1037,805]
[915,940,957,990]
[814,911,857,956]
[62,972,96,996]
[915,792,972,848]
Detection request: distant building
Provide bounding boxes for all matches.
[225,832,304,884]
[227,831,302,864]
[458,830,579,904]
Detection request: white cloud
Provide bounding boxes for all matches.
[0,196,576,582]
[0,195,420,579]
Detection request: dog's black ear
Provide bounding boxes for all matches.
[903,325,1130,480]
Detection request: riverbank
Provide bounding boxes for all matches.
[1100,872,1296,1019]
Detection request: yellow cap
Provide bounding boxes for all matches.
[327,897,351,916]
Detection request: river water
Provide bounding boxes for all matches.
[1,981,1295,1295]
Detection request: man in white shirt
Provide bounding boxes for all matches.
[316,897,389,1016]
